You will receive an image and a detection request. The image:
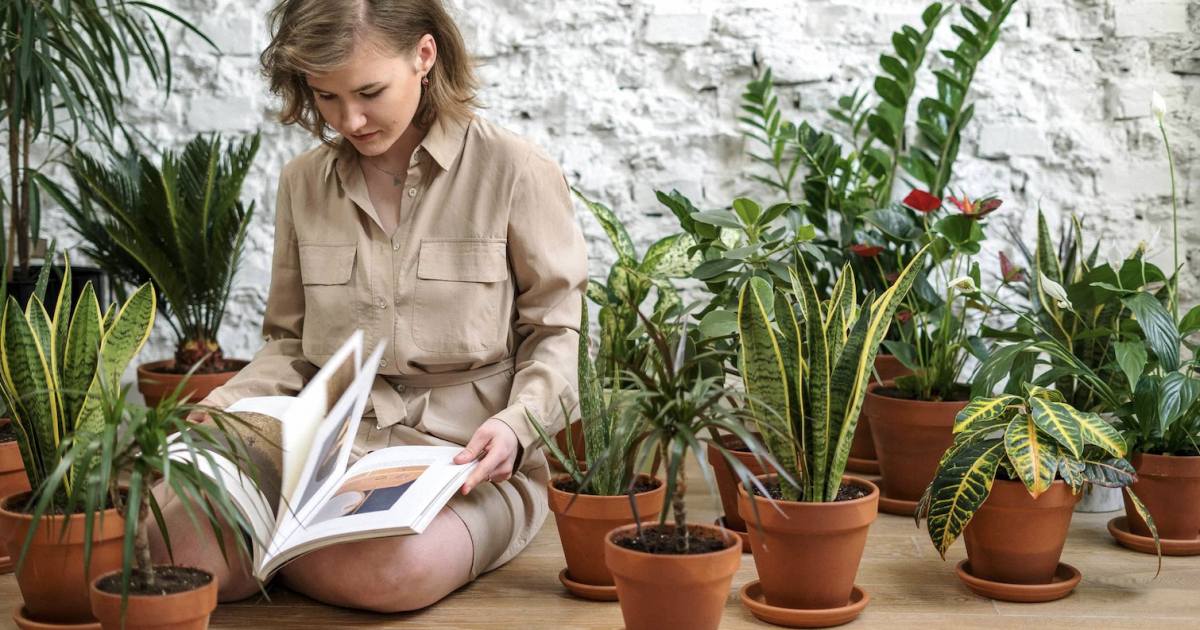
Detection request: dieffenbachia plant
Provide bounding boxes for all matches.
[736,245,930,502]
[919,386,1159,559]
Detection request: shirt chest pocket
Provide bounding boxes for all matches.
[298,242,358,355]
[412,239,510,353]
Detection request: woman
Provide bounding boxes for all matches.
[151,0,587,613]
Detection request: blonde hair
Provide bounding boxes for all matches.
[261,0,479,143]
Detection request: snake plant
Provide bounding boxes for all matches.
[736,244,930,502]
[919,386,1159,558]
[0,256,156,507]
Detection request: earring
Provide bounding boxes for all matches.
[421,75,430,87]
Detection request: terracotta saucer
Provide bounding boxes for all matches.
[845,456,880,475]
[0,553,12,574]
[1107,516,1200,556]
[740,580,869,628]
[558,568,618,602]
[714,517,751,553]
[13,607,101,630]
[955,560,1080,603]
[877,491,919,516]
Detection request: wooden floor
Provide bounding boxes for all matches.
[3,457,1198,629]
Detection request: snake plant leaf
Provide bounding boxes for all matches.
[1075,411,1127,458]
[73,283,156,440]
[824,265,856,359]
[791,262,831,500]
[61,283,103,431]
[954,395,1018,433]
[1004,415,1056,498]
[1,297,60,481]
[52,260,72,379]
[824,305,872,500]
[26,298,55,385]
[775,292,805,468]
[737,278,798,498]
[1029,397,1085,458]
[926,438,1004,558]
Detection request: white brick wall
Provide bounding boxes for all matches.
[21,0,1200,366]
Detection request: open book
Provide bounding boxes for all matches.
[176,331,477,581]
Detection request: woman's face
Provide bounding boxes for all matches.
[306,33,436,156]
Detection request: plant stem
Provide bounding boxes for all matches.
[1158,120,1180,321]
[673,466,688,553]
[136,492,154,589]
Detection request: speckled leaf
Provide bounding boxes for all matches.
[1004,415,1056,497]
[926,439,1004,557]
[954,395,1018,434]
[1029,397,1084,458]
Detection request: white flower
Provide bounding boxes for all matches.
[949,276,978,292]
[1151,91,1167,122]
[1039,272,1074,312]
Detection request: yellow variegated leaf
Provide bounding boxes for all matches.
[926,439,1005,557]
[1076,411,1127,458]
[1029,397,1085,458]
[1004,415,1056,498]
[954,395,1019,433]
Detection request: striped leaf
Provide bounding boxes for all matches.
[1057,447,1086,489]
[824,305,872,499]
[1004,415,1056,497]
[1076,411,1126,458]
[738,278,798,497]
[776,293,806,480]
[52,261,72,381]
[61,283,103,428]
[1029,397,1085,458]
[926,439,1004,557]
[1081,456,1137,488]
[791,262,830,500]
[73,283,156,440]
[824,265,855,358]
[954,395,1018,433]
[1124,488,1161,570]
[1,297,59,484]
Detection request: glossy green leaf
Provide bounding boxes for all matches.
[1004,416,1056,497]
[926,439,1004,557]
[1029,397,1085,458]
[1122,292,1180,371]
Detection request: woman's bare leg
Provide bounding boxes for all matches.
[279,508,474,613]
[147,483,262,601]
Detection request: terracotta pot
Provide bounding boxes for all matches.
[848,355,911,473]
[604,522,741,630]
[90,566,218,630]
[864,381,965,504]
[738,474,878,610]
[548,474,665,586]
[0,492,125,624]
[0,420,32,574]
[136,359,248,408]
[1123,452,1200,540]
[708,434,766,532]
[963,480,1080,584]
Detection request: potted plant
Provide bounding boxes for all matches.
[919,387,1159,602]
[0,260,156,627]
[527,298,665,601]
[603,308,778,630]
[733,247,926,627]
[43,133,262,407]
[7,0,209,299]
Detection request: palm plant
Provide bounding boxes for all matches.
[41,133,261,373]
[0,256,156,506]
[5,0,211,274]
[920,387,1158,557]
[736,245,928,502]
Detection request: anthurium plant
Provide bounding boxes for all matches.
[920,386,1159,557]
[735,245,929,502]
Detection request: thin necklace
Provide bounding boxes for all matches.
[363,156,404,187]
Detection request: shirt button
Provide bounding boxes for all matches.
[407,187,417,197]
[379,359,388,368]
[392,242,400,251]
[376,298,387,309]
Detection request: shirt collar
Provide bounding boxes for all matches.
[324,113,471,184]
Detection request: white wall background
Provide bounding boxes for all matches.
[29,0,1200,366]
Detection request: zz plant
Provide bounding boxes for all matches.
[920,387,1158,557]
[736,245,929,502]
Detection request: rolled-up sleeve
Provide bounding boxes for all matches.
[491,150,588,468]
[204,166,318,408]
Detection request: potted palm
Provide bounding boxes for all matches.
[603,308,779,630]
[43,133,261,407]
[919,387,1159,602]
[527,298,665,601]
[734,246,926,628]
[0,260,156,628]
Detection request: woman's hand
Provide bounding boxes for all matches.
[453,418,520,495]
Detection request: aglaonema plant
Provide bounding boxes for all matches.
[736,244,930,501]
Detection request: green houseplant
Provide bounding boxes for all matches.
[0,260,156,626]
[919,387,1158,600]
[603,308,779,630]
[527,297,665,601]
[43,132,261,407]
[733,246,926,622]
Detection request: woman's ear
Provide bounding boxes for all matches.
[416,33,437,74]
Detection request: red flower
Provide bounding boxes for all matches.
[950,194,1002,220]
[896,310,913,323]
[884,271,900,283]
[1000,251,1025,284]
[850,244,884,258]
[903,190,942,213]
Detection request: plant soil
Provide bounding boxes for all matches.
[0,421,14,443]
[554,477,660,496]
[753,478,870,502]
[613,524,730,555]
[6,491,113,516]
[876,384,972,403]
[96,566,212,596]
[148,357,236,375]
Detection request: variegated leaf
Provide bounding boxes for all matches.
[1081,457,1137,488]
[1004,415,1056,497]
[954,395,1019,433]
[1076,411,1126,458]
[791,262,831,500]
[1124,488,1162,572]
[73,284,156,440]
[1029,397,1085,458]
[738,278,798,493]
[1,297,59,482]
[926,439,1005,557]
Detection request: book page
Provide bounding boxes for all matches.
[255,446,474,580]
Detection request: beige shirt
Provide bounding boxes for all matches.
[205,114,587,574]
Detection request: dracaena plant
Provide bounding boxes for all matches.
[919,386,1159,558]
[736,245,929,502]
[526,296,640,496]
[0,256,156,507]
[618,306,783,551]
[41,132,260,374]
[573,189,697,389]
